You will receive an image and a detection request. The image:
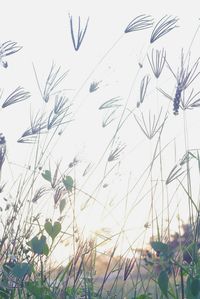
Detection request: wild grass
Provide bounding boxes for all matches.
[1,13,200,299]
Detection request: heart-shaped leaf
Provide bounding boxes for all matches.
[42,170,52,183]
[151,241,170,257]
[63,176,73,192]
[12,262,32,279]
[45,221,61,241]
[27,235,49,255]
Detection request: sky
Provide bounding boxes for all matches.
[1,0,200,263]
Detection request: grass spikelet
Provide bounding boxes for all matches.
[137,75,150,107]
[123,257,136,281]
[150,15,179,43]
[160,51,200,114]
[18,111,47,143]
[32,187,47,203]
[125,14,154,33]
[69,14,89,51]
[173,52,200,114]
[188,91,200,108]
[134,109,167,139]
[99,97,122,110]
[0,40,22,68]
[1,87,31,108]
[102,110,117,128]
[33,63,68,103]
[47,94,72,130]
[147,48,166,78]
[179,151,194,166]
[108,143,126,162]
[68,156,79,168]
[166,164,185,185]
[54,186,65,205]
[82,163,92,176]
[89,81,101,93]
[175,52,200,91]
[51,162,61,188]
[160,88,200,113]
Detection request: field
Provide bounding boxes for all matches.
[1,2,200,298]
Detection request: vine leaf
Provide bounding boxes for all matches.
[45,221,61,241]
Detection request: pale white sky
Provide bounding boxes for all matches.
[1,0,200,262]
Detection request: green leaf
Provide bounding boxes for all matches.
[12,262,33,279]
[27,235,49,255]
[184,242,198,264]
[63,176,73,192]
[26,281,53,299]
[191,278,200,296]
[59,198,66,214]
[186,276,200,298]
[26,282,41,297]
[151,241,170,257]
[43,242,50,256]
[45,221,61,241]
[0,287,10,299]
[3,261,15,273]
[158,270,169,298]
[136,295,152,299]
[42,170,52,183]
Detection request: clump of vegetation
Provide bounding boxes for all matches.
[1,11,200,299]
